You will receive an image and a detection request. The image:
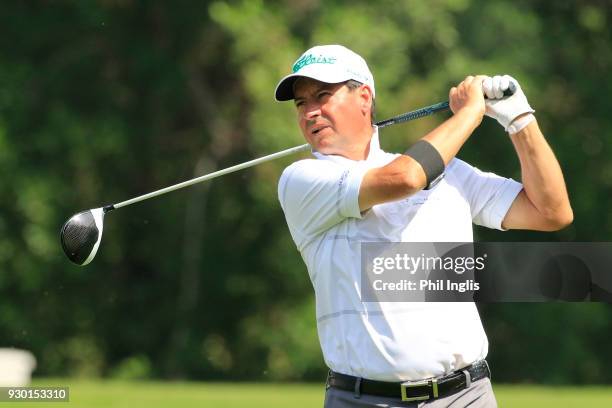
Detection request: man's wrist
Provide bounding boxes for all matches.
[456,105,485,130]
[506,113,535,134]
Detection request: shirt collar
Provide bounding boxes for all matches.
[311,126,383,164]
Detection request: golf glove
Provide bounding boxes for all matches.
[483,75,535,134]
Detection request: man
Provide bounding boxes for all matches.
[275,45,572,407]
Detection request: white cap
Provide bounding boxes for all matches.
[274,44,375,101]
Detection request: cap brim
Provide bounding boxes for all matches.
[274,69,354,101]
[274,74,301,101]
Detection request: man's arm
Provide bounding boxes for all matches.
[501,118,573,231]
[358,75,487,211]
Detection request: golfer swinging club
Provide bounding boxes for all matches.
[275,45,572,407]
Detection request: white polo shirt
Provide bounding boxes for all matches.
[277,128,523,381]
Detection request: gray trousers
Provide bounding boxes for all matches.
[324,377,497,408]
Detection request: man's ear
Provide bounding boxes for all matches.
[359,85,373,115]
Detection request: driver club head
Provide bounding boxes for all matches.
[60,208,105,266]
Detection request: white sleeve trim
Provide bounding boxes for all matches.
[339,164,368,219]
[485,180,523,230]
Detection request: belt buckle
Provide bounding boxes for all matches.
[400,378,438,402]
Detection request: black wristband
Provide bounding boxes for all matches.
[404,140,445,190]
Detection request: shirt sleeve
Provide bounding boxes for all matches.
[448,159,523,230]
[278,159,367,249]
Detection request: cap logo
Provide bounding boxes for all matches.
[292,53,336,73]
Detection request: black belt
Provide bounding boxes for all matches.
[327,360,491,402]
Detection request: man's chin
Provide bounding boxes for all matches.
[312,145,338,155]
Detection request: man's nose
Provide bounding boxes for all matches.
[303,102,321,120]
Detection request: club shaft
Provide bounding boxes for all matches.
[112,144,312,209]
[110,100,453,211]
[376,101,450,128]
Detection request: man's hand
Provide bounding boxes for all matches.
[449,75,487,122]
[483,75,535,132]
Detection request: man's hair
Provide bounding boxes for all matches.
[345,80,376,125]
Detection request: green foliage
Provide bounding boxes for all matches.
[110,355,153,380]
[0,0,610,383]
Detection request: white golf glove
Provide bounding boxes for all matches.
[483,75,535,134]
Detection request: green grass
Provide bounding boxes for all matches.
[12,379,610,407]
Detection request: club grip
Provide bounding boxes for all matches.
[484,81,516,99]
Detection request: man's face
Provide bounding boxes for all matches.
[293,78,371,156]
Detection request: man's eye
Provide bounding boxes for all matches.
[295,101,304,107]
[318,91,330,99]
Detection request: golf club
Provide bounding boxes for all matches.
[60,84,516,266]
